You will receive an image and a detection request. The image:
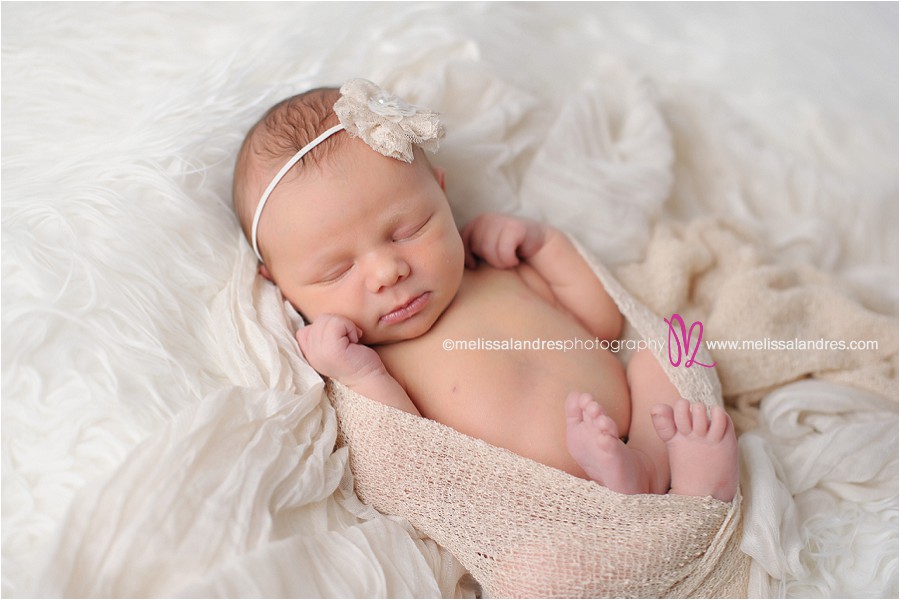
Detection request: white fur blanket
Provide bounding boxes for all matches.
[3,3,897,598]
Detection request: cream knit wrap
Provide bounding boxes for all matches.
[327,239,751,598]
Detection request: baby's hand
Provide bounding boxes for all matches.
[295,314,386,387]
[460,213,548,269]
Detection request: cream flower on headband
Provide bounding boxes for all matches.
[334,79,445,163]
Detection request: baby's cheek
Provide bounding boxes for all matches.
[303,293,369,333]
[447,233,466,280]
[287,290,327,324]
[436,225,465,268]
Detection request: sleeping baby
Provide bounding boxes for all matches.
[231,79,738,504]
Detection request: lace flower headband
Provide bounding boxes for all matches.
[251,79,446,263]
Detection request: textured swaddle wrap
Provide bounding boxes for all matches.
[327,239,751,598]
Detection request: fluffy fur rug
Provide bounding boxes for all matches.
[3,2,897,597]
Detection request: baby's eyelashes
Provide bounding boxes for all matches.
[315,263,353,285]
[392,215,431,242]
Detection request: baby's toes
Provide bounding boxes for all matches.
[707,406,730,441]
[651,404,677,443]
[583,398,602,422]
[673,398,694,435]
[564,392,586,424]
[691,403,709,436]
[592,411,620,439]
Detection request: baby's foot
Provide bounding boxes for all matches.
[650,399,739,502]
[565,392,650,494]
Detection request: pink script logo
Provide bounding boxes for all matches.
[665,313,717,369]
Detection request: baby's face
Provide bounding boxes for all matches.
[259,137,465,345]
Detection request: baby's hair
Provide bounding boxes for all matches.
[232,87,345,246]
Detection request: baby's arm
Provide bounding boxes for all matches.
[461,213,622,340]
[296,314,421,415]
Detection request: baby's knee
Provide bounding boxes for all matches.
[626,347,658,380]
[626,348,682,405]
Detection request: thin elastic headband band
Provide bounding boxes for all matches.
[250,123,345,263]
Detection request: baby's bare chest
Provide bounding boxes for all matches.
[375,267,630,450]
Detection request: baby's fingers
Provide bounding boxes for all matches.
[461,214,523,268]
[296,314,359,355]
[494,220,528,267]
[316,314,362,347]
[325,314,361,344]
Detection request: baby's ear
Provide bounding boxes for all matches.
[432,166,446,191]
[258,263,274,282]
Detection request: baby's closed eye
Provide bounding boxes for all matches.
[315,262,354,284]
[392,214,432,242]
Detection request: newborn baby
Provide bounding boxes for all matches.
[232,80,738,502]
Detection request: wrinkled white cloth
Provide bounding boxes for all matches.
[34,248,474,598]
[741,380,898,598]
[37,385,469,598]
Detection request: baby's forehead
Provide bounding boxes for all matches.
[258,127,440,259]
[277,166,429,236]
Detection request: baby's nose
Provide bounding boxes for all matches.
[365,251,410,292]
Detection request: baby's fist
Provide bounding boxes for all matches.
[460,213,547,269]
[296,314,385,386]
